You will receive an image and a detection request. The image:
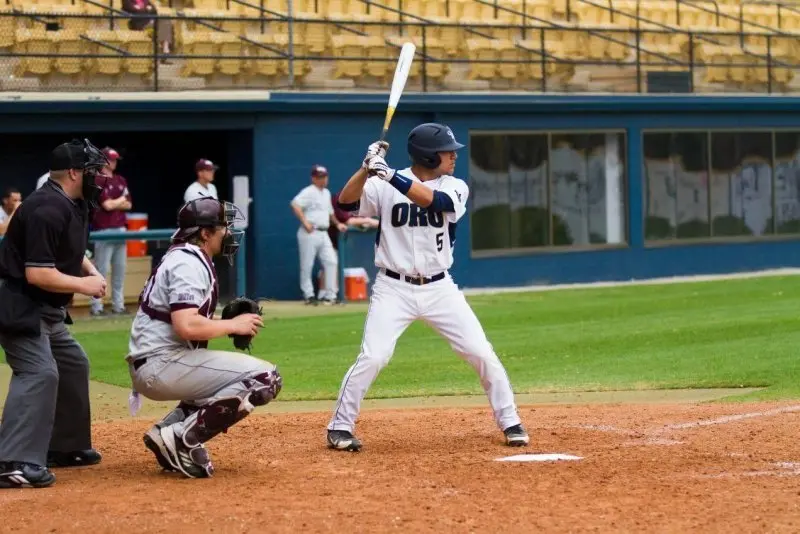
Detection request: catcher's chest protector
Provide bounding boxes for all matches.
[138,244,219,349]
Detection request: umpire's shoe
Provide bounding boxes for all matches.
[503,424,530,447]
[47,448,102,468]
[327,430,362,452]
[160,426,214,479]
[143,427,177,472]
[0,462,56,488]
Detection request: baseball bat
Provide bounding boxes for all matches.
[380,42,416,142]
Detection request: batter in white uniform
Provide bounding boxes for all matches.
[290,164,347,305]
[126,197,282,478]
[326,123,529,451]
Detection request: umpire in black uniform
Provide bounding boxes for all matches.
[0,139,109,489]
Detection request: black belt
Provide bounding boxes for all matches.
[383,269,445,286]
[132,358,148,371]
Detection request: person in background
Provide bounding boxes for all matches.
[121,0,174,60]
[90,147,132,317]
[184,159,219,203]
[0,188,22,236]
[291,165,347,305]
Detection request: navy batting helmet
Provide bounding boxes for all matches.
[407,123,464,169]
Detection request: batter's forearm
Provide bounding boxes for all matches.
[338,168,369,205]
[404,182,434,208]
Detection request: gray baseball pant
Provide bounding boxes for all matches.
[91,227,127,314]
[129,348,278,437]
[297,227,338,301]
[0,305,92,466]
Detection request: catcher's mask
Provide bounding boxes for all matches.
[171,198,246,265]
[49,138,110,208]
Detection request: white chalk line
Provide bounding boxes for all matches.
[648,404,800,435]
[572,405,800,448]
[461,268,800,296]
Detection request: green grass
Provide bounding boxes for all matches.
[4,275,800,402]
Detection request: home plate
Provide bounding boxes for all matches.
[495,453,583,462]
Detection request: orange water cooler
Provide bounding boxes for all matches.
[126,213,148,257]
[343,268,368,301]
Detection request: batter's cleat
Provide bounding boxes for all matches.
[159,426,214,479]
[0,462,56,488]
[304,297,318,306]
[503,424,530,447]
[143,427,178,472]
[47,449,102,468]
[327,430,362,452]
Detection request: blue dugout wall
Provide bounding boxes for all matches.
[2,92,800,300]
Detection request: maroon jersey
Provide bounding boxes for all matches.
[92,173,131,230]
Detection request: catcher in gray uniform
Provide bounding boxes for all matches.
[126,197,282,479]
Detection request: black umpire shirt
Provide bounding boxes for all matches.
[0,179,89,308]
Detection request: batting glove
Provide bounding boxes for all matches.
[362,141,390,169]
[367,156,395,181]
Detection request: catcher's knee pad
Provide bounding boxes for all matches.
[245,368,282,406]
[184,396,253,445]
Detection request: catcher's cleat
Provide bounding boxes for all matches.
[143,427,178,472]
[159,426,214,479]
[327,430,362,452]
[503,424,530,447]
[0,462,56,488]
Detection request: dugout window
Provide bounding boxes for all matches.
[469,130,627,255]
[644,130,788,244]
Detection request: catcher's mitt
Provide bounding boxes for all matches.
[221,296,263,352]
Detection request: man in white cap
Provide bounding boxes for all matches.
[184,159,219,203]
[290,164,346,305]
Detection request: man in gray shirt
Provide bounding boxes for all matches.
[290,164,347,305]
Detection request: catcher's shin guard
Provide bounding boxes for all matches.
[181,369,283,445]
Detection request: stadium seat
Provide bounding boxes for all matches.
[16,4,91,34]
[245,33,312,81]
[210,32,244,76]
[387,34,449,82]
[84,29,154,79]
[14,28,53,77]
[330,34,369,79]
[51,30,86,76]
[465,38,497,80]
[0,5,14,49]
[180,31,216,76]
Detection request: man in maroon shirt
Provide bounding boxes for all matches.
[90,147,133,316]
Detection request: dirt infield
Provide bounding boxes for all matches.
[2,398,800,533]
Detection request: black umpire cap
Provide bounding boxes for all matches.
[49,140,91,172]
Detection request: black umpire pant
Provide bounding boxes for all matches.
[0,304,91,466]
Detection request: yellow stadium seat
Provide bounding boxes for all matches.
[465,38,496,80]
[15,4,91,34]
[51,30,86,76]
[180,31,215,76]
[330,34,368,79]
[0,5,14,48]
[210,32,243,76]
[14,28,53,76]
[85,29,123,76]
[117,30,154,78]
[387,34,449,82]
[245,33,312,81]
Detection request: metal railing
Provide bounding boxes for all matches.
[0,4,798,93]
[0,227,248,297]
